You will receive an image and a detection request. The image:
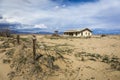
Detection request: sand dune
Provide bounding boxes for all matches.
[0,35,120,80]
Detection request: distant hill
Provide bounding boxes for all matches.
[10,29,120,35]
[92,29,120,35]
[0,26,120,35]
[36,31,53,34]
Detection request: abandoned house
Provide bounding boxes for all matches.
[64,28,92,37]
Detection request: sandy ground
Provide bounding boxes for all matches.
[38,35,120,80]
[0,51,11,80]
[36,35,120,57]
[0,35,120,80]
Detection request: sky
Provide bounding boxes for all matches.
[0,0,120,32]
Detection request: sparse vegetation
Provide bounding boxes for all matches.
[0,28,11,37]
[3,59,11,64]
[0,35,73,80]
[21,37,30,42]
[7,71,15,80]
[5,49,15,58]
[101,34,107,37]
[0,35,120,80]
[74,52,120,71]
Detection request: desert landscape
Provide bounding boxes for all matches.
[0,34,120,80]
[0,0,120,80]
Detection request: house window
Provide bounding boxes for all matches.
[88,33,90,36]
[76,32,77,35]
[81,32,83,36]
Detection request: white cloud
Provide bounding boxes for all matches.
[0,0,120,31]
[34,24,47,28]
[5,17,24,23]
[54,6,60,9]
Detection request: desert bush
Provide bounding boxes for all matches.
[50,37,59,40]
[75,52,87,57]
[11,52,28,72]
[0,42,10,48]
[89,57,97,61]
[109,56,120,71]
[22,43,28,49]
[101,34,107,37]
[75,52,102,61]
[5,49,15,58]
[8,71,15,80]
[21,38,29,42]
[31,62,42,74]
[53,64,60,70]
[0,37,4,41]
[74,53,81,57]
[96,54,120,71]
[110,62,120,71]
[18,55,27,65]
[110,56,119,63]
[3,59,11,63]
[0,28,11,37]
[0,38,15,48]
[74,52,120,71]
[101,55,110,63]
[47,55,55,69]
[39,43,73,55]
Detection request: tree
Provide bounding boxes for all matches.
[0,27,11,37]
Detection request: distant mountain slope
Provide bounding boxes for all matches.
[92,29,120,35]
[10,29,120,34]
[0,26,120,34]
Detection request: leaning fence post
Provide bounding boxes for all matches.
[32,35,36,60]
[17,35,20,44]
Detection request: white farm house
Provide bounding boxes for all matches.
[64,28,92,37]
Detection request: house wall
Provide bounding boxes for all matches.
[64,32,74,37]
[77,32,81,37]
[73,33,75,37]
[82,30,92,37]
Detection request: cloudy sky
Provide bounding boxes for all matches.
[0,0,120,32]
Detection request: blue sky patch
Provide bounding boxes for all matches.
[51,0,99,5]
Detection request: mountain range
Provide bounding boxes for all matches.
[0,26,120,35]
[10,28,120,35]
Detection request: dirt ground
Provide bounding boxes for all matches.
[0,35,120,80]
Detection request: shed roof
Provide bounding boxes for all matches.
[64,30,78,33]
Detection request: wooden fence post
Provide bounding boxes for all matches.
[17,35,20,44]
[32,35,36,60]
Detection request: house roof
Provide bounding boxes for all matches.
[64,28,92,33]
[79,28,92,32]
[64,30,78,33]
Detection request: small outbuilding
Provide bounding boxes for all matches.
[64,28,92,37]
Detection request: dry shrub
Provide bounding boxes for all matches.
[74,52,120,71]
[6,39,72,80]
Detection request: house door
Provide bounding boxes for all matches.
[81,32,83,36]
